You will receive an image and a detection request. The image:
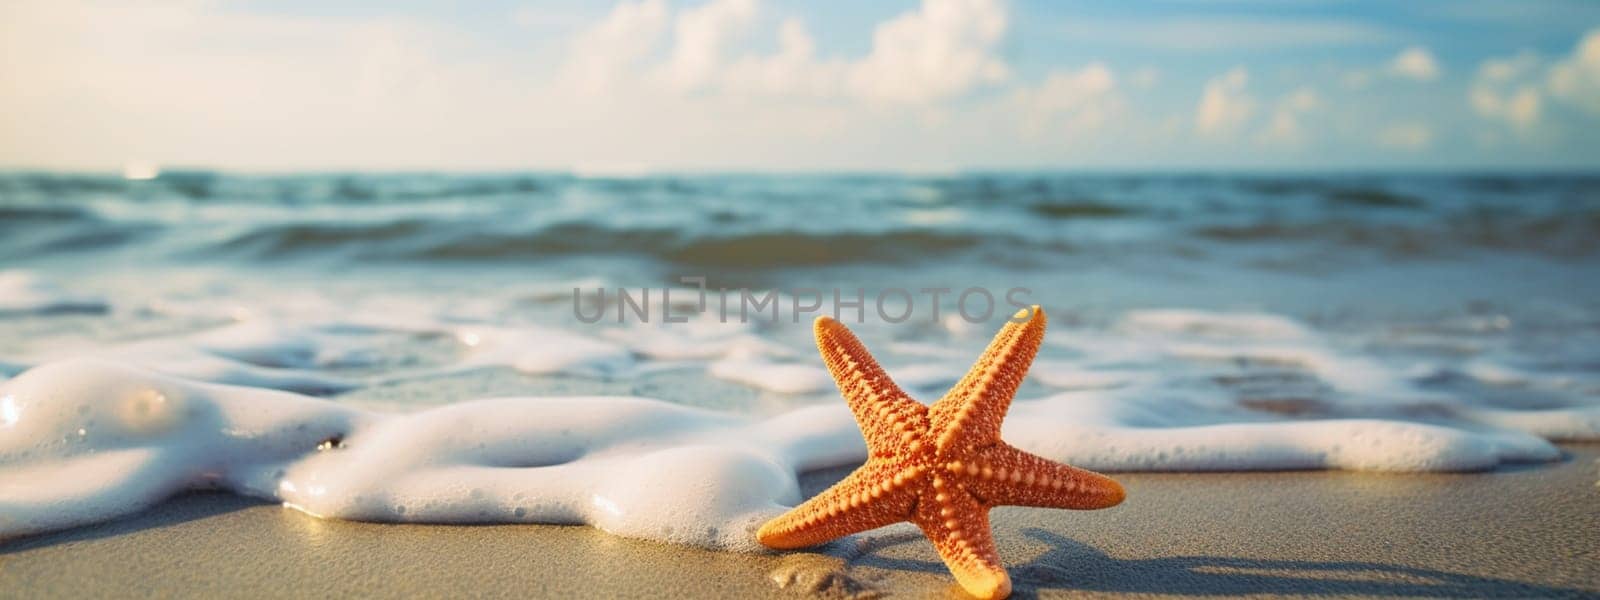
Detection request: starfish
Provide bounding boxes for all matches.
[757,306,1125,600]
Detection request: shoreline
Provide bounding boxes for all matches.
[5,445,1596,598]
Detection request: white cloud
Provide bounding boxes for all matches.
[1341,70,1373,90]
[1257,87,1320,146]
[1284,87,1321,112]
[722,19,845,97]
[1059,17,1396,50]
[1480,49,1541,83]
[659,0,757,91]
[511,6,589,30]
[1469,50,1543,128]
[1547,28,1600,114]
[1129,67,1160,89]
[1195,67,1255,136]
[1388,46,1441,81]
[1012,63,1120,135]
[568,0,1008,105]
[1466,28,1600,130]
[1471,85,1542,128]
[1377,122,1433,150]
[847,0,1009,104]
[0,0,537,169]
[564,0,669,94]
[0,0,1021,172]
[1343,46,1440,90]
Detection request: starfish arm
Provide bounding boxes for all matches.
[757,460,921,549]
[814,316,931,456]
[929,306,1047,453]
[954,443,1125,510]
[912,487,1010,600]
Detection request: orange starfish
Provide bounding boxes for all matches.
[757,306,1125,600]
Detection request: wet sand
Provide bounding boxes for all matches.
[4,445,1597,599]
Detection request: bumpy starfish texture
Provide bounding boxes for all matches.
[757,306,1125,600]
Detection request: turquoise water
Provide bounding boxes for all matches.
[2,171,1597,404]
[2,172,1596,316]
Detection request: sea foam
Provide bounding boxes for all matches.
[0,360,857,548]
[2,298,1597,548]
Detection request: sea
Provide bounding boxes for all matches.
[1,171,1597,548]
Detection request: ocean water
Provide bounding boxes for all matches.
[1,172,1598,547]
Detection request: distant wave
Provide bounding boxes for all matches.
[211,219,436,255]
[0,204,156,257]
[1195,209,1600,257]
[1027,201,1136,219]
[1,172,1596,269]
[209,221,1008,267]
[0,204,93,223]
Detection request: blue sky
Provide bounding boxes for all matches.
[2,0,1598,171]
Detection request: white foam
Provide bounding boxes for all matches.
[4,305,1598,548]
[0,360,862,547]
[708,353,832,394]
[1464,406,1600,441]
[15,321,365,394]
[8,317,641,392]
[1118,309,1313,341]
[454,324,634,377]
[603,314,771,361]
[1050,311,1453,405]
[1031,360,1143,390]
[1005,391,1561,472]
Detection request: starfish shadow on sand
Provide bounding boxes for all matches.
[846,528,1588,598]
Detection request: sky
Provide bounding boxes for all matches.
[2,0,1599,172]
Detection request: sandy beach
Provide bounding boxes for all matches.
[7,445,1595,599]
